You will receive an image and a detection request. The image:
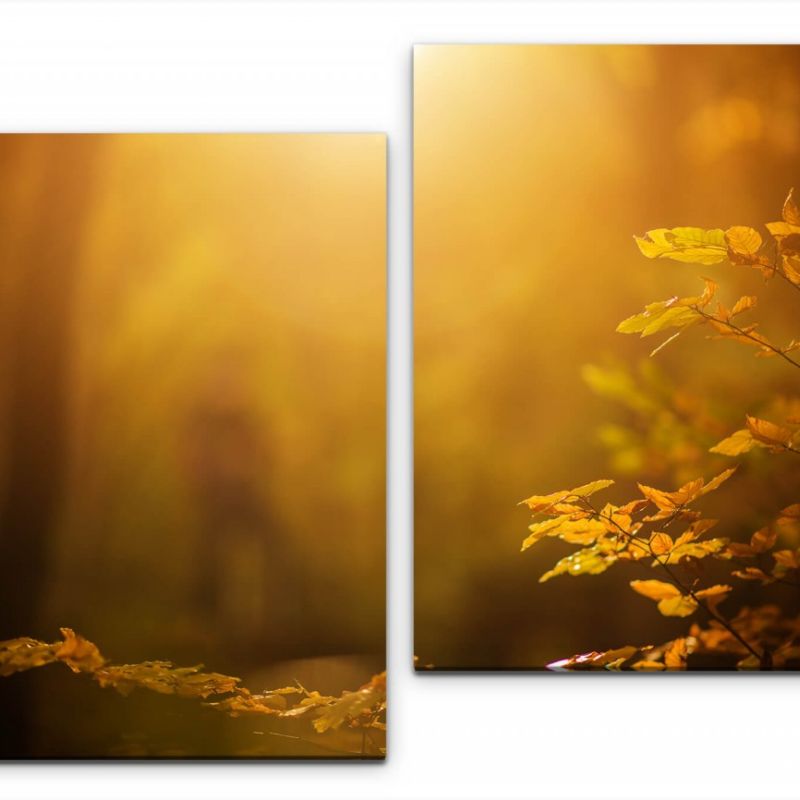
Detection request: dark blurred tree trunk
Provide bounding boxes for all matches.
[0,135,101,756]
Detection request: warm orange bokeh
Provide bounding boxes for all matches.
[415,46,800,668]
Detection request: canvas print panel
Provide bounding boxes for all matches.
[414,45,800,671]
[0,134,386,757]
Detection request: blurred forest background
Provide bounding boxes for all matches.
[0,134,385,756]
[414,45,800,668]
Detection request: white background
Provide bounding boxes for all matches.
[0,2,798,798]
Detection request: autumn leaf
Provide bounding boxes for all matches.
[56,628,105,674]
[539,544,617,583]
[0,637,58,677]
[656,595,697,617]
[698,468,737,497]
[732,567,773,583]
[711,416,800,456]
[746,415,797,451]
[782,188,800,226]
[766,221,800,239]
[637,468,735,521]
[94,661,240,698]
[725,226,762,256]
[622,579,676,601]
[520,479,614,514]
[521,515,572,551]
[750,527,778,553]
[205,687,302,717]
[659,537,730,566]
[313,672,386,733]
[783,256,800,286]
[0,627,386,744]
[521,515,608,552]
[663,637,688,669]
[649,532,673,555]
[634,227,727,265]
[695,584,732,601]
[710,428,755,456]
[629,579,696,616]
[0,628,104,677]
[616,302,698,337]
[730,295,757,317]
[629,580,730,617]
[674,518,719,547]
[773,549,800,570]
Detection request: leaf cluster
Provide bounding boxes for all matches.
[0,628,386,744]
[520,471,737,620]
[521,190,800,670]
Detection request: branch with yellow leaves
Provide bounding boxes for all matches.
[518,473,772,665]
[616,277,800,369]
[0,629,386,754]
[634,188,800,295]
[518,190,800,672]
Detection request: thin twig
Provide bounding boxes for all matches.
[691,305,800,371]
[580,498,763,662]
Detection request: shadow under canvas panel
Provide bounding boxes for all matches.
[0,133,386,757]
[414,45,800,671]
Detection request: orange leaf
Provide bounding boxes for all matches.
[649,533,673,556]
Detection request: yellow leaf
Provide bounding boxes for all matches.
[521,515,572,551]
[750,526,777,554]
[657,594,698,617]
[693,584,731,614]
[313,672,386,733]
[207,690,296,717]
[95,661,240,698]
[783,256,800,286]
[521,515,610,551]
[0,637,58,677]
[616,303,700,337]
[557,518,611,545]
[766,220,800,238]
[674,519,719,547]
[730,295,757,317]
[634,227,727,265]
[649,532,673,555]
[697,467,737,498]
[746,415,795,450]
[732,567,772,582]
[773,549,800,569]
[637,482,679,512]
[641,306,700,336]
[630,580,698,617]
[638,469,734,520]
[661,537,730,565]
[629,579,679,601]
[694,584,732,600]
[520,479,614,513]
[710,428,755,456]
[725,226,762,256]
[664,638,688,669]
[539,545,617,583]
[56,628,106,674]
